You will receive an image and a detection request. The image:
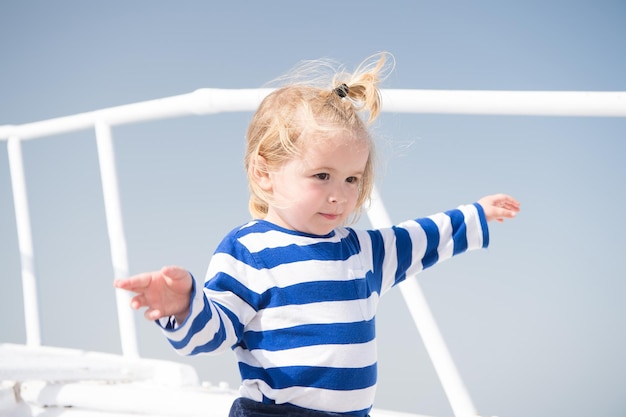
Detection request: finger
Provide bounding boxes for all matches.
[499,201,520,212]
[113,278,128,289]
[130,294,148,310]
[496,196,521,210]
[495,207,518,221]
[114,272,154,291]
[161,265,189,281]
[145,308,163,321]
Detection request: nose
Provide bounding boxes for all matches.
[328,186,347,204]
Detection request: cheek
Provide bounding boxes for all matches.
[299,183,325,202]
[273,175,298,197]
[348,187,360,205]
[276,179,319,206]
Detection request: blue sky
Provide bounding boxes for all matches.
[1,2,625,417]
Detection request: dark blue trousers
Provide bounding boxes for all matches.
[228,397,352,417]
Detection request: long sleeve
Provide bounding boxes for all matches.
[152,205,489,416]
[365,202,489,296]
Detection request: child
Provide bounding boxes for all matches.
[114,53,520,417]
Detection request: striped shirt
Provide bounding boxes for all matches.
[159,203,489,416]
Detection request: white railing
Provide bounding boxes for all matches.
[2,88,625,417]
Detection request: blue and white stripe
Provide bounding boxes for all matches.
[159,203,488,416]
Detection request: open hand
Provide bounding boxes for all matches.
[113,265,193,322]
[477,194,521,222]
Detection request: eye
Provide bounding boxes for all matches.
[314,173,330,181]
[346,176,359,184]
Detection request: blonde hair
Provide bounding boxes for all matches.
[245,52,392,222]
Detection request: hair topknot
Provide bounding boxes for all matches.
[245,52,394,220]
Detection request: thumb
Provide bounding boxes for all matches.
[161,265,189,280]
[492,206,518,222]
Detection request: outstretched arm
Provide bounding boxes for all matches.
[477,194,521,222]
[113,265,193,324]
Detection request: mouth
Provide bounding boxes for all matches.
[320,213,340,221]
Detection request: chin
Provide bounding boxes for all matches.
[317,224,340,236]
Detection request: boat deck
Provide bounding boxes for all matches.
[0,343,429,417]
[1,343,237,417]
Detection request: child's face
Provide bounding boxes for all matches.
[263,131,369,236]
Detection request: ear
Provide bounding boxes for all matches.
[250,155,273,192]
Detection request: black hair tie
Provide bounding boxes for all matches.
[333,83,349,98]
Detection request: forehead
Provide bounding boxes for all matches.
[303,128,369,155]
[297,129,370,170]
[300,117,370,147]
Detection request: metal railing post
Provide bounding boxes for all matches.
[7,137,42,347]
[94,122,139,358]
